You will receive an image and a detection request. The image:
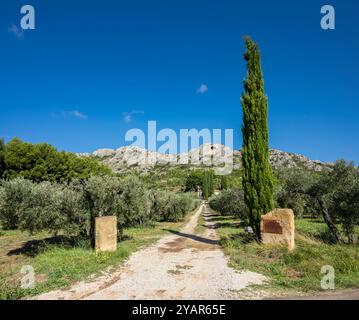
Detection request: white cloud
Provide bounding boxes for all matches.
[57,110,88,120]
[123,110,144,123]
[123,114,132,123]
[69,110,88,120]
[8,24,24,39]
[197,84,208,94]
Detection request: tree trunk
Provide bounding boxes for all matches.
[343,220,355,244]
[317,198,341,243]
[348,232,355,244]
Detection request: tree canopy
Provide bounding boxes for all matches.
[2,138,112,183]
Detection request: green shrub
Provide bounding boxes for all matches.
[54,184,88,236]
[275,168,317,217]
[209,188,245,218]
[149,189,171,222]
[323,160,359,243]
[0,178,33,229]
[276,161,359,244]
[164,193,199,222]
[83,175,154,240]
[83,175,123,241]
[18,181,59,234]
[0,175,200,239]
[84,176,122,218]
[118,176,152,227]
[0,178,87,235]
[148,189,199,223]
[184,170,204,192]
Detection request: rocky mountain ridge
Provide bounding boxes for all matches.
[77,144,333,174]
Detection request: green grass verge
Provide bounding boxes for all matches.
[194,207,206,235]
[0,211,196,300]
[214,214,359,293]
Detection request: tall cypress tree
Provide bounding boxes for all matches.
[220,175,229,190]
[202,170,214,200]
[208,170,215,197]
[241,36,274,240]
[202,172,209,200]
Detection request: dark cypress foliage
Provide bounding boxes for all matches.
[202,172,209,200]
[210,170,216,198]
[202,170,214,200]
[220,175,229,190]
[241,36,274,240]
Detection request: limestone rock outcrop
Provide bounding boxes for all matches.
[77,144,332,174]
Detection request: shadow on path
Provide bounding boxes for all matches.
[164,229,219,245]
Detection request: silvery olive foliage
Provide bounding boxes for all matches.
[118,175,152,227]
[274,168,317,218]
[275,161,359,243]
[18,181,58,234]
[0,176,200,237]
[0,178,87,234]
[149,189,171,222]
[53,184,88,235]
[311,160,359,243]
[149,190,199,223]
[209,188,245,218]
[83,176,123,219]
[83,175,154,228]
[164,192,199,222]
[0,178,33,230]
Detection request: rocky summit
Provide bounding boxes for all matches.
[78,144,332,174]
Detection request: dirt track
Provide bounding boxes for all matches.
[33,204,268,300]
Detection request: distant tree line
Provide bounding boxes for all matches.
[184,170,233,200]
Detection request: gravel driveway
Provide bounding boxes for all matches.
[34,204,268,300]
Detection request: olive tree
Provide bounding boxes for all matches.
[275,168,317,218]
[118,175,152,227]
[209,188,245,218]
[308,160,359,243]
[0,178,33,229]
[0,178,87,235]
[83,176,123,245]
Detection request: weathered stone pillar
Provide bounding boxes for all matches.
[95,216,117,253]
[260,209,295,251]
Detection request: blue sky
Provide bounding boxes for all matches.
[0,0,358,163]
